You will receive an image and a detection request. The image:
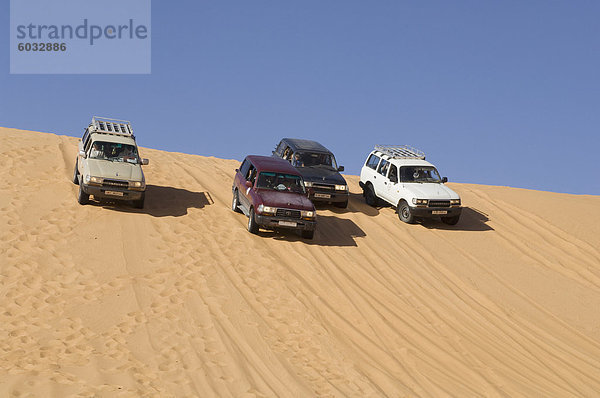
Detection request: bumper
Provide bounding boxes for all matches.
[255,214,317,231]
[82,184,145,201]
[309,189,349,203]
[410,206,462,218]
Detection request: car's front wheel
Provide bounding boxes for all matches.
[72,159,79,185]
[231,190,242,213]
[398,200,415,224]
[364,184,378,207]
[247,207,259,234]
[77,184,89,205]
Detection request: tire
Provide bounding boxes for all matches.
[364,184,378,207]
[133,193,145,209]
[247,207,259,234]
[72,159,79,185]
[334,200,348,209]
[301,230,315,239]
[441,215,460,225]
[77,184,89,205]
[231,190,242,213]
[397,200,415,224]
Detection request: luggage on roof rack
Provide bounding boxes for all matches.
[89,116,134,136]
[374,145,425,160]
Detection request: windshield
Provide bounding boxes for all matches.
[89,141,139,164]
[293,152,338,169]
[257,172,306,194]
[400,166,442,183]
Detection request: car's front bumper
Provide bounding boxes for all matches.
[308,189,349,203]
[82,184,144,201]
[410,206,462,218]
[255,214,317,231]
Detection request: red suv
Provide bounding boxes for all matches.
[231,155,317,239]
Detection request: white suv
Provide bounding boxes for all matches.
[359,145,462,225]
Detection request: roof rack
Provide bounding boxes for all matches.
[374,145,426,160]
[89,116,134,136]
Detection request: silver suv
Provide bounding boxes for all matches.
[72,116,149,208]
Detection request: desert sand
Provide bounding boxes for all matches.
[1,127,599,397]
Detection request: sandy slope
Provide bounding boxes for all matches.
[1,127,599,397]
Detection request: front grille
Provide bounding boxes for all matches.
[428,200,450,208]
[312,183,334,191]
[103,179,128,188]
[276,208,301,219]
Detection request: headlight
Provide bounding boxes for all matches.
[257,204,276,215]
[301,210,315,218]
[86,175,103,185]
[304,181,313,187]
[129,180,146,190]
[450,199,461,205]
[335,185,347,191]
[412,198,428,205]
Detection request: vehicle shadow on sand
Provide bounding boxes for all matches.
[96,184,214,217]
[258,214,366,247]
[316,192,382,217]
[418,207,493,231]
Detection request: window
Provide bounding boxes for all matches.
[247,165,256,183]
[88,141,139,163]
[239,158,250,177]
[82,128,90,148]
[292,152,338,169]
[388,165,398,183]
[400,166,442,183]
[257,172,305,194]
[366,154,380,170]
[275,141,286,156]
[377,159,389,176]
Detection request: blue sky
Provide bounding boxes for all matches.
[2,1,599,195]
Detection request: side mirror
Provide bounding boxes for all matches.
[245,180,253,188]
[442,177,448,183]
[79,150,86,158]
[142,158,149,165]
[235,168,239,173]
[338,166,345,172]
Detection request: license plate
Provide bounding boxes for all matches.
[105,190,124,197]
[432,210,447,215]
[279,221,297,227]
[314,193,331,199]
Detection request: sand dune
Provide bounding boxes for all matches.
[1,127,599,397]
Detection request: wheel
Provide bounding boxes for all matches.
[77,184,89,205]
[231,190,242,213]
[247,207,259,234]
[441,215,460,225]
[397,200,415,224]
[334,200,348,209]
[364,184,378,207]
[72,159,79,185]
[133,193,145,209]
[301,230,315,239]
